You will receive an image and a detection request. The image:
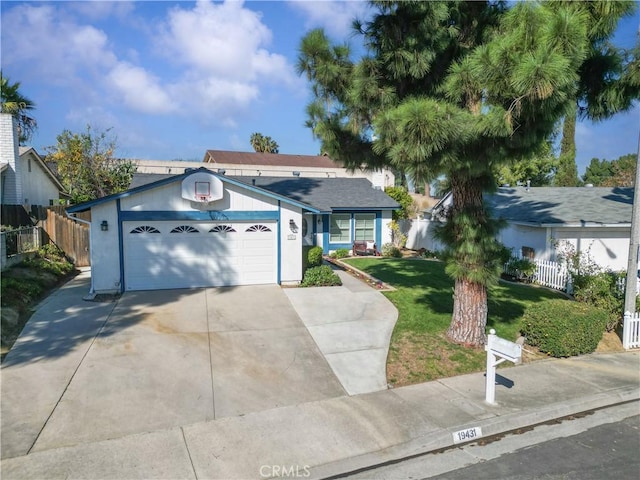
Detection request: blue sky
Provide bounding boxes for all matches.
[2,1,638,176]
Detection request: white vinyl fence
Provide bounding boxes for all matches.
[623,311,640,350]
[504,258,571,292]
[531,259,571,292]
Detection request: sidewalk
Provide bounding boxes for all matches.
[2,349,638,479]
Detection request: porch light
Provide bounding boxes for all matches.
[101,220,109,231]
[289,219,298,233]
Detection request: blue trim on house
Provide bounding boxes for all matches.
[66,167,320,214]
[322,215,329,254]
[117,199,125,293]
[277,202,281,284]
[322,211,384,254]
[119,210,279,222]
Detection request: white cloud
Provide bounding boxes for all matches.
[107,63,175,114]
[288,0,371,38]
[2,0,304,130]
[1,4,117,83]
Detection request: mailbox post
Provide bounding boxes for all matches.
[485,329,522,405]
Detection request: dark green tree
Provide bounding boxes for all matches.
[249,132,279,153]
[298,1,589,346]
[46,126,136,204]
[0,72,37,144]
[553,1,638,186]
[582,157,614,185]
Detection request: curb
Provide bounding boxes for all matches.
[311,386,640,479]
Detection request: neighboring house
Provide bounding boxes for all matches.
[0,113,66,207]
[406,186,634,272]
[129,150,395,189]
[66,167,398,293]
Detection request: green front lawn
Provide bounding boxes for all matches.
[342,257,567,386]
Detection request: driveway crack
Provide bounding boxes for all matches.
[205,289,217,420]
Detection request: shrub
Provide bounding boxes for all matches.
[389,220,407,248]
[334,248,350,259]
[300,265,342,287]
[504,256,537,281]
[521,299,607,357]
[381,242,402,258]
[307,246,324,268]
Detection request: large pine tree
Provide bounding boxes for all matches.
[298,1,590,346]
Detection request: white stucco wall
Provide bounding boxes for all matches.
[551,227,631,272]
[19,152,60,206]
[279,203,303,284]
[498,224,550,260]
[380,211,394,246]
[90,202,121,292]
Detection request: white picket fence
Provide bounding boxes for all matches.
[623,311,640,350]
[531,259,571,292]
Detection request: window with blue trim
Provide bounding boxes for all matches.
[354,214,375,241]
[330,214,350,242]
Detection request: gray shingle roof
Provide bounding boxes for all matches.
[130,173,399,212]
[487,187,634,226]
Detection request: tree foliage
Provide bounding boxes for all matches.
[583,153,637,186]
[298,1,591,346]
[552,0,638,186]
[0,72,37,144]
[46,126,136,204]
[249,132,279,153]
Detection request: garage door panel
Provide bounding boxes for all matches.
[124,221,276,290]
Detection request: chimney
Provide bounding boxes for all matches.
[0,113,23,204]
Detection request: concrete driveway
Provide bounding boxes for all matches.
[1,271,347,458]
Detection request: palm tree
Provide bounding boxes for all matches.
[1,72,37,144]
[250,132,279,153]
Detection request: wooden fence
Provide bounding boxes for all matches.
[623,311,640,350]
[40,208,90,266]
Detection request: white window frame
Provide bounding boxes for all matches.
[354,213,375,241]
[330,213,351,243]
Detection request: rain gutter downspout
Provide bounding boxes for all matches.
[65,210,96,299]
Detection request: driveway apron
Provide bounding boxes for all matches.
[2,281,345,456]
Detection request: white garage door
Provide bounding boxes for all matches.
[123,221,277,290]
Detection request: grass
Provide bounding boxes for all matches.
[342,257,568,386]
[1,245,77,361]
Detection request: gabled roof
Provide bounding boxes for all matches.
[18,146,67,194]
[73,169,400,214]
[67,168,322,214]
[487,187,634,226]
[232,176,399,212]
[203,150,343,169]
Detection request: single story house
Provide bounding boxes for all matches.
[406,186,635,272]
[0,113,66,207]
[66,167,398,293]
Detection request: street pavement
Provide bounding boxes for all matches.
[1,268,639,479]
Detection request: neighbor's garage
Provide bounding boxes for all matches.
[123,220,277,290]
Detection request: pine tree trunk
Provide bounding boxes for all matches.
[448,278,488,346]
[445,175,489,347]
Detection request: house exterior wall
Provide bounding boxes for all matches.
[90,202,121,292]
[89,177,309,292]
[498,224,549,260]
[0,114,22,205]
[551,226,631,272]
[19,152,61,206]
[279,203,303,284]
